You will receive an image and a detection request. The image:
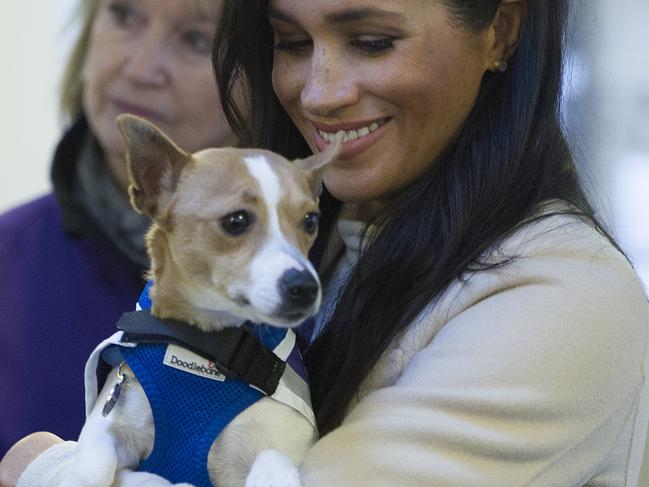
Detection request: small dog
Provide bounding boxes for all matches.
[58,114,342,487]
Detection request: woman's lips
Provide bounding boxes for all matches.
[312,118,390,160]
[111,99,167,124]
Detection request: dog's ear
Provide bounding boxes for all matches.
[294,132,344,195]
[116,114,191,219]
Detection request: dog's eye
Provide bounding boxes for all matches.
[221,211,252,236]
[304,212,319,235]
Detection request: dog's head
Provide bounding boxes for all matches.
[117,114,342,330]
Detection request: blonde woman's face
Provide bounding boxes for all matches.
[83,0,230,184]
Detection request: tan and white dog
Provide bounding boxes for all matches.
[58,114,342,487]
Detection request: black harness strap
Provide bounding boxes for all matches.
[116,310,286,395]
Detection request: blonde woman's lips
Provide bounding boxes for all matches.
[112,99,167,124]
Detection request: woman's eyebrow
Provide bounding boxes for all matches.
[325,7,407,24]
[268,7,296,24]
[268,6,407,26]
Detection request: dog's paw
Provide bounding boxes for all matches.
[59,469,115,487]
[113,469,195,487]
[58,443,119,487]
[245,449,301,487]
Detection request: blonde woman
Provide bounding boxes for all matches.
[0,0,231,456]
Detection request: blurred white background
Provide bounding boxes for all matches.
[562,0,649,290]
[1,1,78,214]
[1,0,649,480]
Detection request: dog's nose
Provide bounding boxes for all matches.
[278,269,319,308]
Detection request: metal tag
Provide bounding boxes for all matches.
[102,362,128,417]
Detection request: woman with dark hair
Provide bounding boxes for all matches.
[214,0,649,485]
[3,0,649,486]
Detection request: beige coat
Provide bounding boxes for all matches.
[300,212,649,486]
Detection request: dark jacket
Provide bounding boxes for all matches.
[0,117,145,455]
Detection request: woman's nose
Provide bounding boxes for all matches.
[300,46,358,117]
[122,32,170,87]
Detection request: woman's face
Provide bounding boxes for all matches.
[83,0,231,186]
[270,0,495,206]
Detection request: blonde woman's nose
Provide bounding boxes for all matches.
[122,32,171,87]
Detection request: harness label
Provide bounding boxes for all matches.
[163,344,226,382]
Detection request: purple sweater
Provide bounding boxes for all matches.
[0,118,145,455]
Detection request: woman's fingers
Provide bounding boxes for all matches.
[0,432,64,487]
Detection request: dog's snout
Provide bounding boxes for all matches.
[279,269,319,308]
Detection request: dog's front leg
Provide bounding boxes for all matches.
[58,413,121,487]
[59,365,154,487]
[245,449,302,487]
[211,397,313,487]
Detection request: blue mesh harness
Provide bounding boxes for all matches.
[102,284,312,487]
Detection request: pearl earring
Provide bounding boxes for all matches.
[494,59,508,73]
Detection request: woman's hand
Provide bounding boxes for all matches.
[0,432,63,487]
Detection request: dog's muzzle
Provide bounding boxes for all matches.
[276,268,320,319]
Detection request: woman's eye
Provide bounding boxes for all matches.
[107,0,140,29]
[351,36,395,54]
[220,211,253,236]
[181,29,213,56]
[303,212,320,235]
[274,37,312,54]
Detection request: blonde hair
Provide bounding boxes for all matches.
[59,0,222,123]
[59,0,101,122]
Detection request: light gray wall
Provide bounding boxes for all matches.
[594,0,649,288]
[0,1,77,211]
[565,0,649,286]
[578,1,649,483]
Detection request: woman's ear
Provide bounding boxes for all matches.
[486,0,527,71]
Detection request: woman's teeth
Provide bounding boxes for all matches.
[319,120,383,143]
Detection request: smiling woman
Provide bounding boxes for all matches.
[269,1,496,206]
[213,0,649,485]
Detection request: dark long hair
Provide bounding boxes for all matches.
[214,0,613,434]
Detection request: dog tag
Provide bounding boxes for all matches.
[102,362,128,417]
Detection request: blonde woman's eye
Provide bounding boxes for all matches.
[107,0,139,28]
[182,29,213,56]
